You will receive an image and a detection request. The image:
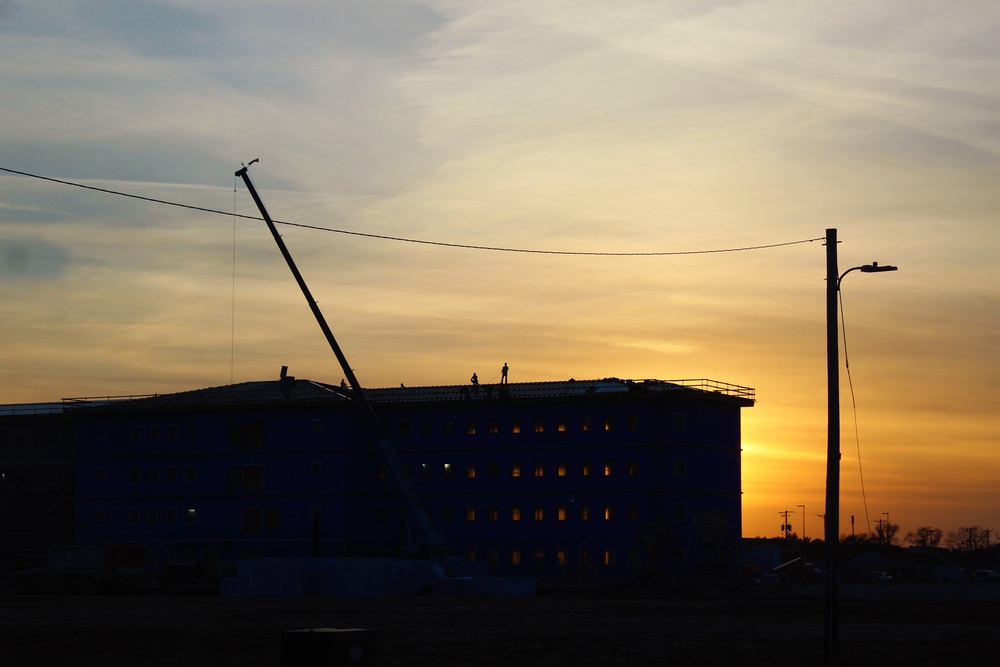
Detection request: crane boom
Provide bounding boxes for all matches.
[235,165,444,558]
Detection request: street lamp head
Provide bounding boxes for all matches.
[860,261,898,273]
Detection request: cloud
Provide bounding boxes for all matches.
[0,237,69,279]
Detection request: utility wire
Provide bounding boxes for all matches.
[839,289,872,538]
[1,166,823,256]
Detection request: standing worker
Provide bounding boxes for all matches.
[501,363,509,384]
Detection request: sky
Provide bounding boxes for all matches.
[1,0,999,541]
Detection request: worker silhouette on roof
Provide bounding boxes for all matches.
[471,372,478,385]
[501,363,508,384]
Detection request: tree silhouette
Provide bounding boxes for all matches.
[905,526,943,548]
[945,526,994,553]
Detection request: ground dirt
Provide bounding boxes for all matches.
[2,585,999,666]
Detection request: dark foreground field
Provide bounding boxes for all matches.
[2,585,999,666]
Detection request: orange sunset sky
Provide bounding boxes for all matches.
[2,1,998,540]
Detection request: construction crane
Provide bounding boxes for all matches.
[235,165,445,559]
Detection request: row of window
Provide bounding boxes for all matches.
[99,501,689,534]
[405,459,647,480]
[104,458,689,486]
[399,413,650,437]
[106,412,690,445]
[122,544,689,570]
[392,458,688,480]
[379,502,687,523]
[494,545,687,568]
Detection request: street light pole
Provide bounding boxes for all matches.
[824,228,898,664]
[824,228,841,664]
[798,504,806,540]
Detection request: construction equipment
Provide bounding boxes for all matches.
[235,165,445,559]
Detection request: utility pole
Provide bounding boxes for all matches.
[780,509,796,547]
[824,228,841,664]
[824,229,897,664]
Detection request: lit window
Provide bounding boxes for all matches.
[533,506,544,521]
[604,505,614,521]
[511,462,522,478]
[603,460,614,477]
[511,506,522,521]
[557,417,568,433]
[511,549,522,566]
[557,505,568,521]
[466,506,476,522]
[604,549,615,566]
[581,416,591,432]
[488,419,499,434]
[186,508,196,523]
[511,419,522,434]
[557,549,567,566]
[580,505,591,521]
[466,419,476,435]
[604,416,615,431]
[533,418,544,433]
[443,463,453,479]
[466,462,476,479]
[581,461,591,477]
[557,462,568,477]
[533,462,544,477]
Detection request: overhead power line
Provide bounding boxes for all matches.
[1,165,823,256]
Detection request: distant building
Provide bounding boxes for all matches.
[3,375,754,584]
